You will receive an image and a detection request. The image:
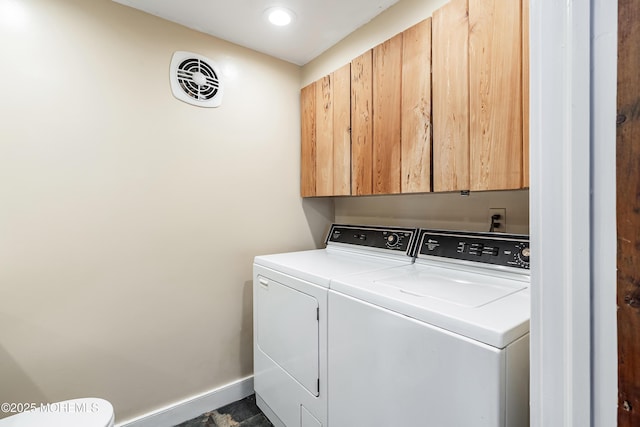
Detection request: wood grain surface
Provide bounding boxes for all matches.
[373,33,403,194]
[315,75,334,196]
[401,18,432,193]
[333,63,352,196]
[617,0,640,424]
[469,0,522,190]
[522,0,530,188]
[351,50,373,195]
[300,82,316,197]
[432,0,470,192]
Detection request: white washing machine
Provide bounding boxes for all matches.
[328,229,531,427]
[253,224,418,427]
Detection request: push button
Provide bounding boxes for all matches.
[425,239,439,251]
[468,242,484,256]
[482,247,499,256]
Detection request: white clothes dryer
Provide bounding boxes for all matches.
[253,224,418,427]
[328,229,531,427]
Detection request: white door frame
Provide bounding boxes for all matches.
[530,0,617,425]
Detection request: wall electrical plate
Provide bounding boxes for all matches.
[489,208,507,233]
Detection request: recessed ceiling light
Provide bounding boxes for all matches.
[264,7,295,26]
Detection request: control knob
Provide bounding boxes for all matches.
[386,233,400,247]
[516,246,530,267]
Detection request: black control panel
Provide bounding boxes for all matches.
[415,229,530,270]
[326,224,418,256]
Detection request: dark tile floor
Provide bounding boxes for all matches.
[174,394,273,427]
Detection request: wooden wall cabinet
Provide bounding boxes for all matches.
[432,0,529,192]
[302,19,432,197]
[300,64,351,197]
[302,1,527,197]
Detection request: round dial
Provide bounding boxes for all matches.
[386,233,400,247]
[516,245,530,268]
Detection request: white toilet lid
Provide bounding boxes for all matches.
[0,398,114,427]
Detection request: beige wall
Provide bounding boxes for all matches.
[0,0,332,422]
[334,191,530,234]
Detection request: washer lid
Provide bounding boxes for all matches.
[378,267,526,308]
[330,263,530,348]
[0,398,114,427]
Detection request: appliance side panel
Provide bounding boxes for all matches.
[506,333,531,427]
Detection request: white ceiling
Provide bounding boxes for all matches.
[112,0,400,66]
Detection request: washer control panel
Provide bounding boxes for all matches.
[326,224,418,256]
[416,229,530,270]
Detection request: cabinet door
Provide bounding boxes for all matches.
[300,82,316,197]
[373,34,403,194]
[401,18,432,193]
[315,75,334,196]
[522,0,530,188]
[333,64,351,196]
[432,0,470,192]
[469,0,523,190]
[315,67,351,197]
[351,50,373,196]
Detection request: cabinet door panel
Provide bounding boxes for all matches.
[315,75,334,196]
[469,0,523,190]
[432,0,470,192]
[351,51,373,196]
[401,18,432,193]
[522,0,530,188]
[373,34,403,194]
[300,82,316,197]
[333,64,351,196]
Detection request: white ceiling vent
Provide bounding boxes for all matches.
[170,51,223,108]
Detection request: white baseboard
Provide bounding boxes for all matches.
[116,376,254,427]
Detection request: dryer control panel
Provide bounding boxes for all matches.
[415,229,530,270]
[326,224,418,256]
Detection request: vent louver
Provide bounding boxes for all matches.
[170,51,223,107]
